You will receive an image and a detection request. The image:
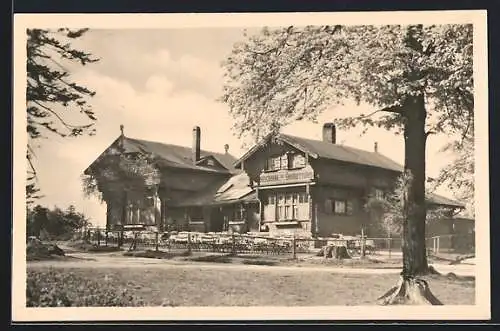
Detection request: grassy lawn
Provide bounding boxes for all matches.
[27,265,475,307]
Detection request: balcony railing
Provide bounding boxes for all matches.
[259,167,314,186]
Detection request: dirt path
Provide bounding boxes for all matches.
[28,251,476,277]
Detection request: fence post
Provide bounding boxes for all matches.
[118,230,123,248]
[97,228,100,247]
[360,228,366,258]
[105,231,108,247]
[292,235,297,260]
[437,236,440,254]
[388,237,392,259]
[187,232,192,254]
[231,233,236,256]
[155,231,159,252]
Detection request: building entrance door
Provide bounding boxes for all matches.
[210,207,224,232]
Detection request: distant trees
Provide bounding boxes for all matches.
[435,134,474,217]
[26,28,99,204]
[365,173,454,238]
[27,204,91,240]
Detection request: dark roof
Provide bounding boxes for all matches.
[281,134,404,172]
[427,193,465,209]
[117,136,239,174]
[234,133,403,172]
[233,132,464,209]
[169,173,257,207]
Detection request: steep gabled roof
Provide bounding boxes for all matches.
[281,134,404,172]
[85,135,239,175]
[233,132,464,209]
[234,132,403,172]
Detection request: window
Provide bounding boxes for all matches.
[284,194,293,219]
[233,204,245,221]
[374,188,384,200]
[273,157,281,170]
[265,153,301,171]
[264,191,310,221]
[277,194,285,220]
[290,154,306,169]
[190,207,204,222]
[299,192,309,203]
[281,155,289,169]
[334,200,347,214]
[207,159,215,166]
[325,198,353,215]
[292,193,299,220]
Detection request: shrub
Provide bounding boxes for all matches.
[26,240,65,261]
[26,268,145,307]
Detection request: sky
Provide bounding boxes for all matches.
[30,28,458,226]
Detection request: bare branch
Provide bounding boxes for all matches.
[31,100,92,130]
[379,103,404,114]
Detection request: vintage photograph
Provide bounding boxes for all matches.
[13,11,489,321]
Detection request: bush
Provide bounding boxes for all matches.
[26,268,145,307]
[66,240,122,253]
[27,240,65,261]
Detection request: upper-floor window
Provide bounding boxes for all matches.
[374,188,385,200]
[290,154,306,169]
[265,152,306,171]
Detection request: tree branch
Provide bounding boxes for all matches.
[31,100,92,130]
[378,103,404,114]
[425,131,437,138]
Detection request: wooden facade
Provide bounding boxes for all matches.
[233,124,466,238]
[86,123,467,238]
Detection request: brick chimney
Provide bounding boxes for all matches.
[224,144,229,154]
[192,126,201,163]
[374,142,378,153]
[322,123,336,144]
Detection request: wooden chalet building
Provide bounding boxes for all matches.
[84,123,466,238]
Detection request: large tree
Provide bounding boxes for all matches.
[26,28,99,204]
[221,24,473,304]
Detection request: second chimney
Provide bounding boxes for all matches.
[192,126,201,163]
[374,142,379,153]
[322,123,336,144]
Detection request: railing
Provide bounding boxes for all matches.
[259,168,314,186]
[79,228,474,259]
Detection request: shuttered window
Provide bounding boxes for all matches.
[290,154,306,168]
[325,198,354,216]
[264,191,310,221]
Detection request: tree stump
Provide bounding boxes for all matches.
[322,245,352,260]
[334,246,351,259]
[322,245,334,259]
[377,276,443,305]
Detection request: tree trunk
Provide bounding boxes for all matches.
[401,94,429,277]
[378,94,442,305]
